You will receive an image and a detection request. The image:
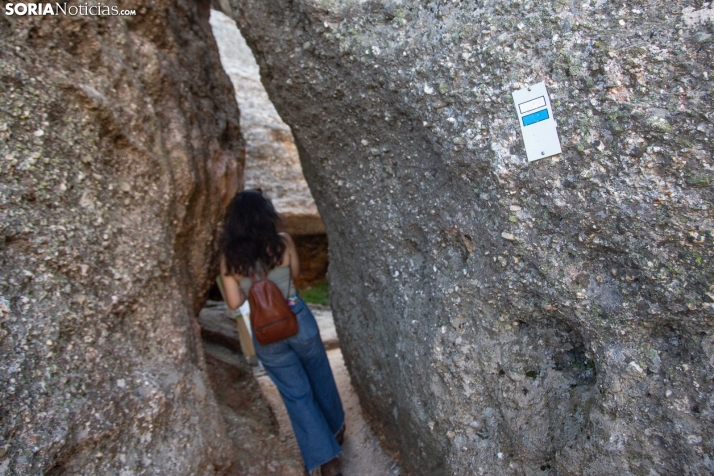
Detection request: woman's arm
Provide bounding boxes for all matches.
[220,255,246,311]
[280,232,300,280]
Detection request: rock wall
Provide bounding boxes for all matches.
[209,9,324,236]
[230,0,714,474]
[209,9,329,289]
[0,0,243,473]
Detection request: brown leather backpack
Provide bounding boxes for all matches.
[248,271,298,345]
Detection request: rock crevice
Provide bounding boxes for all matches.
[0,0,243,473]
[229,0,714,474]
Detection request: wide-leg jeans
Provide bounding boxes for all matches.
[252,296,344,472]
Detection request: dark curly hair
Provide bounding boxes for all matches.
[221,190,285,276]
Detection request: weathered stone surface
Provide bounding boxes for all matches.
[230,1,714,474]
[210,10,329,289]
[310,304,340,351]
[210,9,324,236]
[202,341,306,475]
[199,301,243,350]
[0,0,243,473]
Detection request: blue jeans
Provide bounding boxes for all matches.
[252,296,344,471]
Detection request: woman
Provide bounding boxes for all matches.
[220,190,344,476]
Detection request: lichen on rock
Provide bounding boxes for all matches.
[229,0,713,473]
[0,0,243,473]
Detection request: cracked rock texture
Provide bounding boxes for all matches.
[210,9,329,288]
[231,0,714,474]
[210,9,324,236]
[0,0,243,473]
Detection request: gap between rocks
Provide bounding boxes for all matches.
[200,10,400,476]
[199,301,400,476]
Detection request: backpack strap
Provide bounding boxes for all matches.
[248,262,292,301]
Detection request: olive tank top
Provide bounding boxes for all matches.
[239,265,294,299]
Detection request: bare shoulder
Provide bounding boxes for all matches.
[279,232,295,246]
[279,232,296,267]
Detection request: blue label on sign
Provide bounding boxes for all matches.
[522,109,549,126]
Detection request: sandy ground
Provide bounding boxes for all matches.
[254,307,400,476]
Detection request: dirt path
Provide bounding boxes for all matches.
[201,301,400,475]
[252,304,399,476]
[254,347,400,476]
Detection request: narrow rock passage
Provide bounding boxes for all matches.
[207,10,400,475]
[200,301,399,475]
[253,305,400,476]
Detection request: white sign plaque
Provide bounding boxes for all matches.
[512,81,562,162]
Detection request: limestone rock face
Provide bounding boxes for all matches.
[230,1,714,474]
[0,1,243,474]
[210,9,324,236]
